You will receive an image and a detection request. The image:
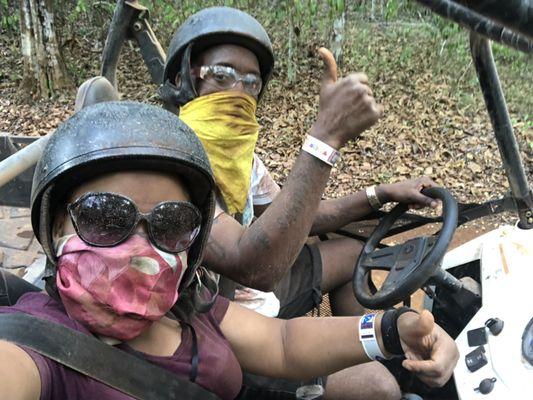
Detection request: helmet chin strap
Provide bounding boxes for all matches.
[159,43,197,113]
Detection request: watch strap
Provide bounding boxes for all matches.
[381,307,418,356]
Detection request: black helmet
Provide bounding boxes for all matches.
[161,6,274,107]
[31,101,215,289]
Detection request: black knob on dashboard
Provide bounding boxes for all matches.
[485,318,504,336]
[475,377,496,395]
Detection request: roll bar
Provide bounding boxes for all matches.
[470,33,533,228]
[415,0,533,53]
[100,0,166,89]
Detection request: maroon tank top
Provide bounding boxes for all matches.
[0,292,242,400]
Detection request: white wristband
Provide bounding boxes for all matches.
[302,135,341,167]
[359,313,388,361]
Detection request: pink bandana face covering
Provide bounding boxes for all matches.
[55,234,188,341]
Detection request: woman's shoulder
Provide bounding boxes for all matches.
[187,295,242,400]
[209,294,230,324]
[187,294,231,344]
[0,292,90,334]
[190,292,230,328]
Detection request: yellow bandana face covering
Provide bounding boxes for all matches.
[180,91,259,215]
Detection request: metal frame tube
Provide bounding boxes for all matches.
[101,0,166,88]
[100,0,137,88]
[454,0,533,40]
[416,0,533,53]
[0,135,49,189]
[131,15,166,84]
[470,32,533,229]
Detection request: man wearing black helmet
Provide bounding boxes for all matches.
[162,7,443,399]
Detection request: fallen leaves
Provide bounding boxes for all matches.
[467,162,482,173]
[0,26,530,218]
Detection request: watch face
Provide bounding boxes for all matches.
[523,317,533,366]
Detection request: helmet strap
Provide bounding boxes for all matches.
[39,186,58,265]
[44,261,61,302]
[192,267,218,313]
[39,185,61,303]
[159,43,197,111]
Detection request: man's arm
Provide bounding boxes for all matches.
[310,191,372,236]
[310,177,441,236]
[206,152,331,291]
[254,175,442,240]
[203,48,383,291]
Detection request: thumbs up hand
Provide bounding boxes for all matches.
[397,310,459,387]
[310,47,383,149]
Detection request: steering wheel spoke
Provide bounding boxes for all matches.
[364,237,434,289]
[381,267,404,291]
[359,245,401,270]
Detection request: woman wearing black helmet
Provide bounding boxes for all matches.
[0,102,457,400]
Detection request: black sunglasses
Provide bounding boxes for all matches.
[67,192,202,253]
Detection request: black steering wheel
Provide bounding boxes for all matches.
[353,187,458,309]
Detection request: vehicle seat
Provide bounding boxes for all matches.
[74,76,120,112]
[0,269,41,306]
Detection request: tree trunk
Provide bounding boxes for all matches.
[18,0,72,99]
[370,0,384,20]
[331,11,345,65]
[286,2,296,84]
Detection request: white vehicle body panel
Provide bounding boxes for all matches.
[439,225,533,399]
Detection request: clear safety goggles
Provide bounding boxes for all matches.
[194,65,263,97]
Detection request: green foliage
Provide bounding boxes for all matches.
[1,13,18,31]
[340,16,531,123]
[70,0,89,22]
[331,0,345,14]
[384,0,401,21]
[1,0,18,32]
